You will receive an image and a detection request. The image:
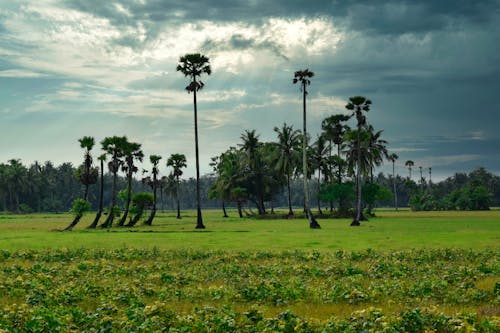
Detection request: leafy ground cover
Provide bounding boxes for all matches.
[0,210,498,331]
[0,248,498,332]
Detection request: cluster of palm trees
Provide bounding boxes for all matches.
[63,135,187,230]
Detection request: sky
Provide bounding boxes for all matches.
[1,0,499,181]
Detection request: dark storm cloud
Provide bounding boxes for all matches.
[200,35,288,59]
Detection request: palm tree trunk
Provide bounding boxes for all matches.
[287,173,293,216]
[176,178,181,219]
[89,159,104,229]
[145,173,157,226]
[352,129,362,226]
[222,201,228,217]
[118,173,132,226]
[317,168,322,215]
[101,171,117,228]
[302,83,320,229]
[64,214,82,231]
[237,200,243,218]
[393,161,398,211]
[193,88,205,229]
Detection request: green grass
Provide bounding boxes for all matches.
[0,209,498,251]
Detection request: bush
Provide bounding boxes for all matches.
[69,199,91,217]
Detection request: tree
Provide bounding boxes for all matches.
[100,136,127,228]
[167,153,187,219]
[4,159,28,213]
[144,155,162,226]
[293,69,320,229]
[345,96,372,226]
[388,153,399,210]
[321,114,351,184]
[311,134,329,214]
[88,154,106,229]
[64,137,98,231]
[273,123,301,216]
[128,192,154,225]
[118,140,143,226]
[177,53,211,229]
[405,160,414,180]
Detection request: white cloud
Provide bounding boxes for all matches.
[0,69,46,78]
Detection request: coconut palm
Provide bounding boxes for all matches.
[88,154,106,229]
[239,130,266,215]
[273,123,301,216]
[100,136,127,228]
[144,155,162,226]
[405,160,414,180]
[167,153,187,219]
[118,141,143,226]
[293,69,320,229]
[177,53,211,229]
[388,153,399,210]
[345,96,372,226]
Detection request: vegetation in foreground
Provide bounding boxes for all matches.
[0,248,498,332]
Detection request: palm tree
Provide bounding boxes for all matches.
[64,136,98,231]
[118,140,144,226]
[388,153,399,210]
[5,159,28,213]
[239,130,266,215]
[365,125,388,182]
[78,136,96,200]
[321,114,351,184]
[88,154,106,229]
[405,160,414,180]
[345,96,372,226]
[100,136,127,228]
[167,153,187,219]
[177,53,211,229]
[144,155,162,226]
[311,134,329,215]
[273,123,301,216]
[293,69,320,229]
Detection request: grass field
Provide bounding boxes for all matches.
[0,209,499,251]
[0,210,499,331]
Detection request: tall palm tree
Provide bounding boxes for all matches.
[366,125,388,182]
[405,160,414,180]
[293,69,320,229]
[88,154,106,229]
[144,155,162,226]
[100,136,127,228]
[273,123,301,216]
[118,141,143,226]
[167,153,187,219]
[177,53,211,229]
[64,136,98,231]
[345,96,372,226]
[388,153,399,210]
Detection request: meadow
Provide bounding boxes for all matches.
[0,209,499,332]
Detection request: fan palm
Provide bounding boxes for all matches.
[177,53,211,229]
[167,153,187,219]
[293,69,320,229]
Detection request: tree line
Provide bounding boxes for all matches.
[1,53,497,229]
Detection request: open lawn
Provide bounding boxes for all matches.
[0,209,498,251]
[0,210,498,332]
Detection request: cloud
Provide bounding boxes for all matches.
[0,69,47,78]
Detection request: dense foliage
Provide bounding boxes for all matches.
[0,248,498,331]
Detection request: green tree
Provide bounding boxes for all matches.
[311,134,329,214]
[321,114,351,184]
[144,155,162,226]
[177,53,211,229]
[128,192,154,225]
[293,69,320,229]
[273,123,301,216]
[167,153,187,219]
[345,96,372,226]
